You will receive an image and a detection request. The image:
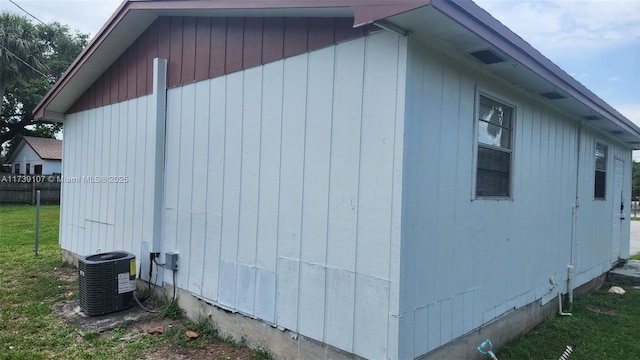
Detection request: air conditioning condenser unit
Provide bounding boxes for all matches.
[78,251,136,316]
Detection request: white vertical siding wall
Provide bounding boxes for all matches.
[60,95,157,265]
[400,38,633,358]
[161,31,406,359]
[574,127,632,284]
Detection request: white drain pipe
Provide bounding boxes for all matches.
[569,120,586,310]
[558,291,572,316]
[567,265,574,311]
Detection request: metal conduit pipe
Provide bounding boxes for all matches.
[569,120,587,310]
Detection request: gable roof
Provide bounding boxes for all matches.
[9,136,62,162]
[32,0,426,122]
[33,0,640,148]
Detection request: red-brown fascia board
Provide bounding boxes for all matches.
[33,0,428,120]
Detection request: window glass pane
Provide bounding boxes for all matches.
[478,95,513,150]
[595,143,607,171]
[476,146,510,196]
[476,95,514,198]
[477,146,510,172]
[594,143,607,198]
[478,125,511,149]
[476,169,510,197]
[594,170,606,198]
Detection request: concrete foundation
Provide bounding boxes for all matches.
[172,285,364,360]
[419,274,605,360]
[62,248,79,267]
[60,250,606,360]
[165,274,605,360]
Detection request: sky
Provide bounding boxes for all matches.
[1,0,639,152]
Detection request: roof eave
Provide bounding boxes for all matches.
[33,0,427,121]
[33,0,640,149]
[426,0,640,146]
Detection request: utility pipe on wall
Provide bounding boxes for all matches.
[151,57,168,255]
[567,264,574,310]
[569,120,587,309]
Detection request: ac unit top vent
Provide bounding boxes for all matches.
[85,251,129,263]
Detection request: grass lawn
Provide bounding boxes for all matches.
[3,205,640,359]
[496,281,640,359]
[0,204,269,360]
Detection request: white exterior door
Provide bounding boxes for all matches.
[612,157,624,262]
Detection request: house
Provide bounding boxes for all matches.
[33,1,640,359]
[8,136,62,175]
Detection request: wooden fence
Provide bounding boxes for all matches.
[0,174,61,205]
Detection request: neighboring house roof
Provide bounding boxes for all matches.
[33,0,640,148]
[9,136,62,162]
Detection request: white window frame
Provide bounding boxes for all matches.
[472,90,516,199]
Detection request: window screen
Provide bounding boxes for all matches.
[594,143,607,199]
[476,95,514,197]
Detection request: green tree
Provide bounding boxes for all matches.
[0,13,48,105]
[1,14,88,160]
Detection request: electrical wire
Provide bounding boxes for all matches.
[0,44,51,79]
[147,255,177,300]
[151,256,176,299]
[172,270,177,300]
[8,0,46,25]
[152,257,166,266]
[134,263,157,313]
[3,0,52,82]
[154,261,160,286]
[133,290,157,313]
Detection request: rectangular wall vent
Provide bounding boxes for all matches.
[540,92,566,100]
[469,49,506,64]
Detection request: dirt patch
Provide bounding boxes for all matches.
[52,266,260,360]
[55,300,150,334]
[142,346,255,360]
[586,304,617,316]
[55,301,259,359]
[54,265,78,282]
[143,346,255,360]
[130,317,256,360]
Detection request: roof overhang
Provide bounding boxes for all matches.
[33,0,640,149]
[33,0,427,121]
[383,0,640,148]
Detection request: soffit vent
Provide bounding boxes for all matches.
[611,130,624,135]
[540,91,566,100]
[469,49,506,64]
[582,115,600,120]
